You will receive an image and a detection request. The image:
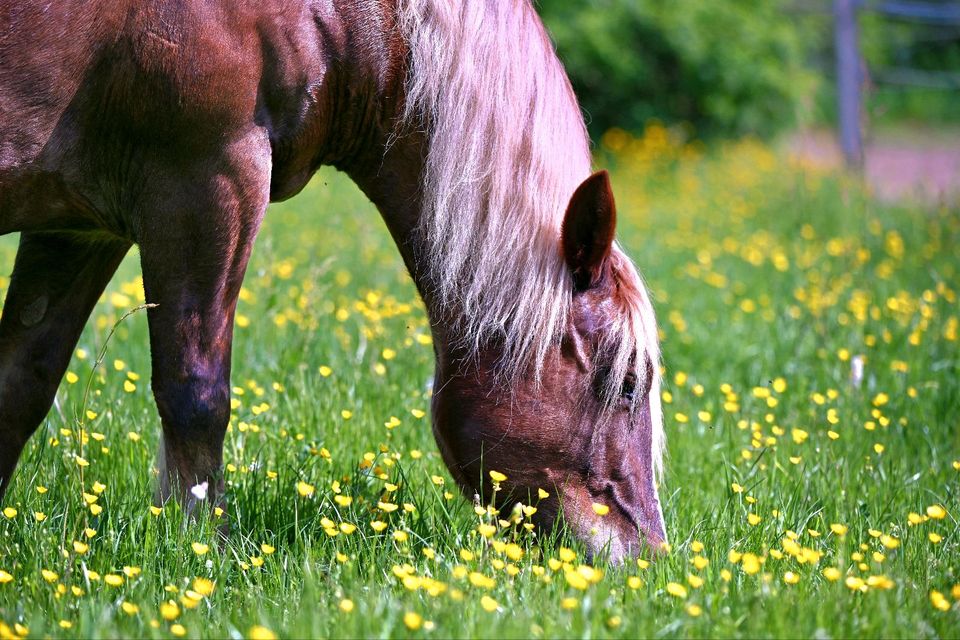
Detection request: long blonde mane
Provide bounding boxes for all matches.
[398,0,664,472]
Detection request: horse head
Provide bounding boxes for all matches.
[431,171,666,563]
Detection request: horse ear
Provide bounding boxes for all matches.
[561,170,617,291]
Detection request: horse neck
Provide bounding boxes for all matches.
[343,129,461,348]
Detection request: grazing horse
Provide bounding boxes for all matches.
[0,0,666,560]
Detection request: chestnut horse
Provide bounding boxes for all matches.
[0,0,665,560]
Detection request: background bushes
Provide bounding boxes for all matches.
[538,0,960,140]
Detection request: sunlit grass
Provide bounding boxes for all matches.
[0,125,958,638]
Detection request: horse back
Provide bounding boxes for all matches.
[0,0,278,234]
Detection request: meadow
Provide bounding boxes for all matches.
[0,125,957,638]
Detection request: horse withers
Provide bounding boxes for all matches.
[0,0,665,561]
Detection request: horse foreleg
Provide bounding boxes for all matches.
[138,135,269,515]
[0,232,129,500]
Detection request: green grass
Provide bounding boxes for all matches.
[1,129,958,638]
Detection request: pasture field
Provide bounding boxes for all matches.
[0,126,958,638]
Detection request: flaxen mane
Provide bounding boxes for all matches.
[398,0,664,472]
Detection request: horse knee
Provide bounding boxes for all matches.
[1,365,60,437]
[152,373,230,447]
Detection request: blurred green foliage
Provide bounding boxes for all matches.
[539,0,960,138]
[539,0,818,139]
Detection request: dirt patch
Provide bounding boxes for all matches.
[787,128,960,206]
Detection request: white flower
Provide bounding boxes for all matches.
[190,481,209,501]
[851,355,864,388]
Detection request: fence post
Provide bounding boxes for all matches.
[835,0,864,168]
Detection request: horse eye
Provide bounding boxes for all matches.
[621,373,637,401]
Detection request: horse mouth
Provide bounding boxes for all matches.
[579,486,666,564]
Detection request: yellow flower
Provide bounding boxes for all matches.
[248,625,277,640]
[339,599,354,613]
[121,601,139,615]
[41,569,59,583]
[747,513,761,526]
[560,597,578,610]
[480,595,498,612]
[741,554,761,575]
[403,612,423,630]
[666,582,688,599]
[930,590,950,612]
[537,488,550,499]
[823,567,841,582]
[296,481,315,497]
[845,576,866,592]
[392,530,408,543]
[73,541,89,554]
[160,601,180,620]
[370,521,387,532]
[192,577,215,596]
[0,570,13,584]
[260,543,275,555]
[686,604,703,617]
[783,572,800,585]
[592,503,610,516]
[880,535,900,549]
[926,504,947,520]
[488,470,507,483]
[104,574,124,587]
[564,570,588,590]
[191,542,210,556]
[830,523,848,536]
[466,572,494,591]
[2,507,17,519]
[170,624,187,637]
[149,506,163,516]
[477,524,496,538]
[928,532,942,544]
